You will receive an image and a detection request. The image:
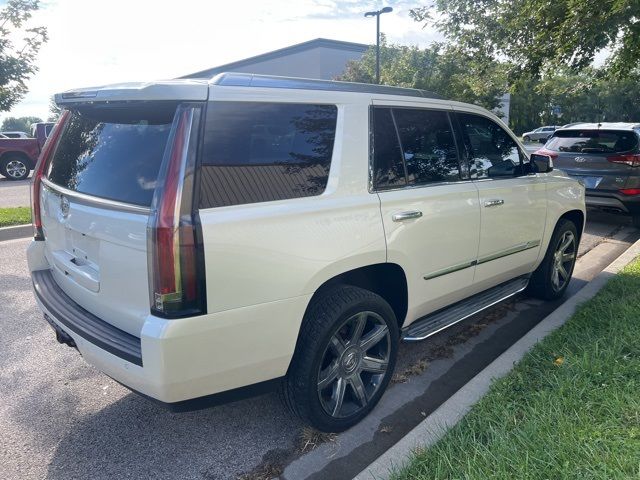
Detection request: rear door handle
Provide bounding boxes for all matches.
[484,199,504,208]
[392,211,423,222]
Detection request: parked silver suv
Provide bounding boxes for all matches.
[538,123,640,227]
[523,126,559,143]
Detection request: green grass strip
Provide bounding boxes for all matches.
[0,207,31,228]
[394,259,640,480]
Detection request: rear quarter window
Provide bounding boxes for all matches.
[199,102,337,208]
[546,130,639,153]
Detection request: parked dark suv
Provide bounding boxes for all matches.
[539,123,640,227]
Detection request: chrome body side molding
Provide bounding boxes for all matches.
[423,240,541,281]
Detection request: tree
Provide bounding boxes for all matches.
[48,95,62,122]
[410,0,640,78]
[0,0,48,112]
[509,67,640,134]
[1,115,43,133]
[338,38,508,112]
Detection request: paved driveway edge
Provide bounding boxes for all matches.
[354,237,640,480]
[0,224,31,242]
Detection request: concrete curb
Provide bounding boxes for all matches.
[354,237,640,480]
[0,224,31,242]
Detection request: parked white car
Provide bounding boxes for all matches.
[28,74,585,432]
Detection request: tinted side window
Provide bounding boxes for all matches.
[457,113,524,179]
[372,108,406,190]
[393,109,461,185]
[200,102,337,208]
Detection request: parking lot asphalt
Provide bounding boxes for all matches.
[0,177,31,207]
[0,212,636,480]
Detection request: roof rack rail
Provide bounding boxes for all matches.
[210,72,444,100]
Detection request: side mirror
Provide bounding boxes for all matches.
[530,153,554,173]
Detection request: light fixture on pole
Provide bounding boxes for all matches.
[364,6,393,84]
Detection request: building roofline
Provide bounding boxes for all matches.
[181,38,369,79]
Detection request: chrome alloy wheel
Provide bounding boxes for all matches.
[5,160,27,179]
[317,311,391,418]
[551,230,576,291]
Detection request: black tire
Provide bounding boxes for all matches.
[0,156,30,181]
[528,219,578,300]
[523,135,531,142]
[282,285,399,432]
[632,215,640,229]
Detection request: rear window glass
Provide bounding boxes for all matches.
[46,103,176,206]
[546,130,638,154]
[199,102,337,208]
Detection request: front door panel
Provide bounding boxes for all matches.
[473,177,547,290]
[454,110,548,291]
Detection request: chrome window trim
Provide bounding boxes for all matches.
[41,177,151,215]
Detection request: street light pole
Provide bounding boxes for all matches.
[364,7,393,84]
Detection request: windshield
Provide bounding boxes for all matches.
[46,103,177,206]
[546,130,638,154]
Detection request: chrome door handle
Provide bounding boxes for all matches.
[392,211,423,222]
[484,199,504,208]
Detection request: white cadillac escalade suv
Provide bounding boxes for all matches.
[28,73,585,432]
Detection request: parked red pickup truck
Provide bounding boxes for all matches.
[0,122,54,180]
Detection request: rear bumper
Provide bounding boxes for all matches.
[29,244,311,407]
[33,269,142,365]
[586,191,640,215]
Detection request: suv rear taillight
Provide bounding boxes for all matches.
[619,188,640,196]
[148,104,206,318]
[31,110,70,240]
[607,154,640,167]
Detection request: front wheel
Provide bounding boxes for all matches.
[283,285,399,432]
[523,135,531,142]
[0,156,30,181]
[528,219,578,300]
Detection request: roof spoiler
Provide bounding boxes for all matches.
[55,80,209,106]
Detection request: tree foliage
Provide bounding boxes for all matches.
[510,68,640,134]
[1,115,43,133]
[337,38,508,111]
[0,0,48,112]
[410,0,640,79]
[48,95,62,122]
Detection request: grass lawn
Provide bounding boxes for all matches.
[0,207,31,227]
[394,259,640,480]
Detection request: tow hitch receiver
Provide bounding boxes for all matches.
[44,314,77,349]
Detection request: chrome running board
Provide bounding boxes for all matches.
[402,277,529,342]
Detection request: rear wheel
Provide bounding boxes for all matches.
[632,215,640,229]
[0,156,30,181]
[528,219,578,300]
[283,285,399,432]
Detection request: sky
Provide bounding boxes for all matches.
[1,0,442,123]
